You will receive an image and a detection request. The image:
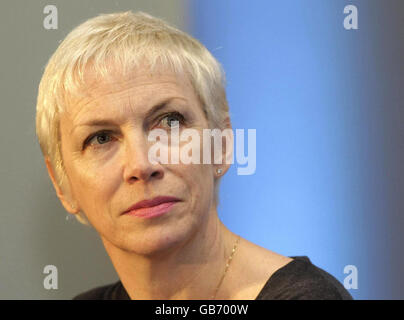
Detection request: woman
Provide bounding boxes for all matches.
[36,11,352,300]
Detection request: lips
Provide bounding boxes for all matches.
[122,196,181,215]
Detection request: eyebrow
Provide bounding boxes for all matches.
[70,97,188,134]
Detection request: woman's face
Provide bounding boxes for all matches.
[57,64,219,255]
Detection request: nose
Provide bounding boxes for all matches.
[122,132,164,184]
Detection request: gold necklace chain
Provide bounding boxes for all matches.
[210,234,241,300]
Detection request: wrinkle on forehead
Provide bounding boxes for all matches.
[64,61,195,117]
[67,60,192,103]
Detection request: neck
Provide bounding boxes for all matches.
[101,207,238,300]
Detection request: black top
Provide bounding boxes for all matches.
[73,256,353,300]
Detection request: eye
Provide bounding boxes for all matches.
[159,112,185,128]
[83,130,114,149]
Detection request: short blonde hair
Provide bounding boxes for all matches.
[36,11,229,224]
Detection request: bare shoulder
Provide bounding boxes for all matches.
[227,236,293,299]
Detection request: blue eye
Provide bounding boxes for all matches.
[94,133,111,144]
[83,131,113,149]
[161,112,185,128]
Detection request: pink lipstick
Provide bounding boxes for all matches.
[123,196,180,219]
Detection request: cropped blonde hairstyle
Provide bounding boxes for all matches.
[36,11,230,224]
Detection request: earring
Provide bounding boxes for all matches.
[70,203,78,212]
[217,168,223,175]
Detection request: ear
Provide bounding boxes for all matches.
[44,156,80,215]
[214,117,233,177]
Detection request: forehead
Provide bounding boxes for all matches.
[64,62,198,119]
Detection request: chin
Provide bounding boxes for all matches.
[117,224,194,257]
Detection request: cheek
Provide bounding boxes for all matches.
[179,163,214,202]
[65,155,121,209]
[174,130,215,199]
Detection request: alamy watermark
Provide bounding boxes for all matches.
[343,265,358,290]
[343,5,358,30]
[43,265,58,290]
[147,123,256,175]
[43,5,58,30]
